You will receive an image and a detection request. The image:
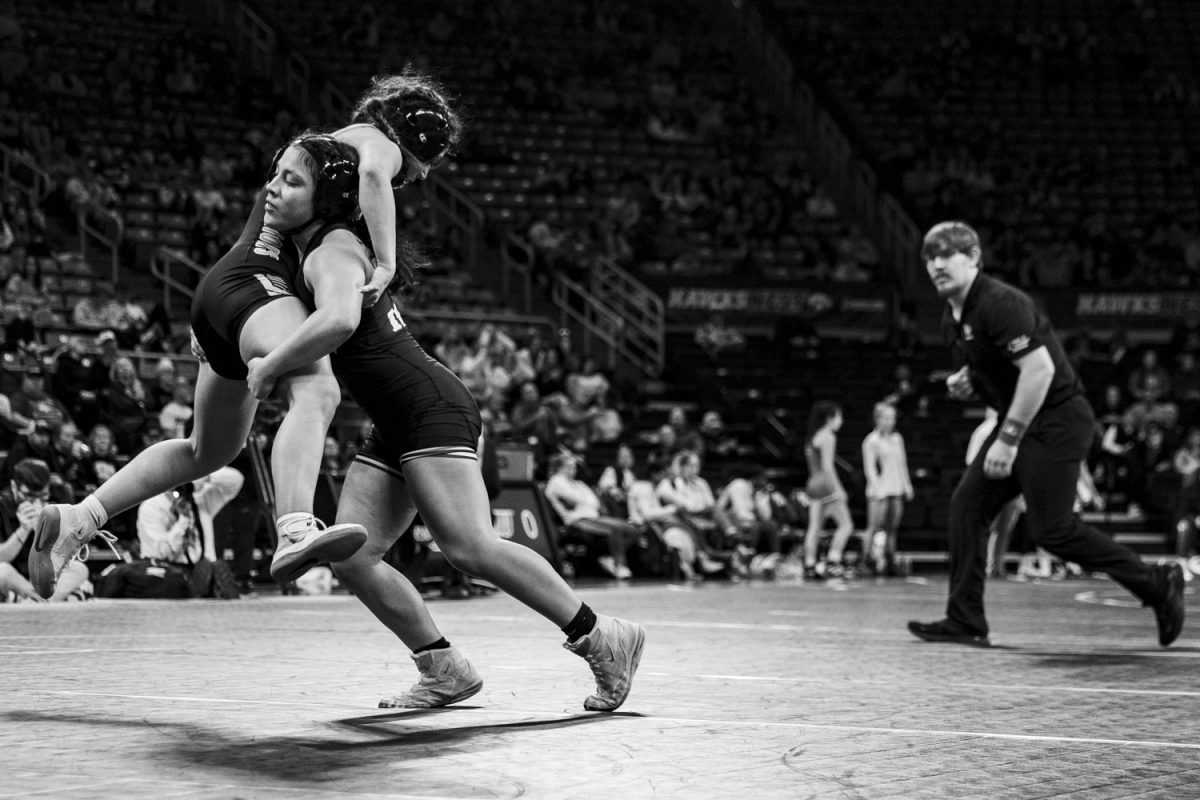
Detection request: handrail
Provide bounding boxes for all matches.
[0,142,51,205]
[149,246,206,313]
[422,175,485,271]
[78,202,124,284]
[550,273,623,371]
[589,254,665,376]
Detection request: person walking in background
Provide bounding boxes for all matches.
[802,400,855,579]
[908,221,1184,647]
[860,402,913,575]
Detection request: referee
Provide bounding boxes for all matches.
[907,221,1185,647]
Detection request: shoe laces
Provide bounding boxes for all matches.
[78,530,121,564]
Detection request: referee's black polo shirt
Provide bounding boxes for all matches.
[942,272,1084,416]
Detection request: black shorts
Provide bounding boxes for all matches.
[190,263,296,380]
[354,402,483,479]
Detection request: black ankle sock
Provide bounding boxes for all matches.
[414,637,451,653]
[562,603,597,643]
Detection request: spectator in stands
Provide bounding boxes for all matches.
[45,421,85,499]
[98,356,150,453]
[546,379,604,453]
[1,421,67,500]
[801,400,855,579]
[698,410,739,458]
[51,335,99,431]
[1128,349,1172,403]
[544,452,637,579]
[77,423,121,495]
[1,272,47,349]
[861,402,914,575]
[0,459,88,602]
[1128,422,1174,518]
[9,364,70,429]
[656,450,721,546]
[665,406,703,455]
[72,281,126,332]
[87,330,120,392]
[627,460,713,581]
[716,470,783,565]
[158,375,194,440]
[596,443,638,518]
[147,358,177,410]
[134,467,244,599]
[509,380,558,461]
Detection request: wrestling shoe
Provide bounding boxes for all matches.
[378,646,483,709]
[907,619,991,647]
[29,504,109,599]
[564,615,646,711]
[269,515,367,582]
[1150,562,1185,647]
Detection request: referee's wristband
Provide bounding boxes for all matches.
[997,418,1027,447]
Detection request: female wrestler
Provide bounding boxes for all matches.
[27,145,374,598]
[247,133,646,712]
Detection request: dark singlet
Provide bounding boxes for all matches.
[296,223,481,474]
[190,192,297,380]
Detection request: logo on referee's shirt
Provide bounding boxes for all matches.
[254,273,292,297]
[1006,335,1031,354]
[962,324,974,341]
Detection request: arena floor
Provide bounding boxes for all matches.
[3,573,1199,800]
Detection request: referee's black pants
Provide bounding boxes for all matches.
[945,395,1162,637]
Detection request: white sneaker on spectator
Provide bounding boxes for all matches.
[597,555,618,577]
[564,615,646,711]
[270,515,367,582]
[378,647,483,709]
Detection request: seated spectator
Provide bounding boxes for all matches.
[46,421,85,499]
[509,380,557,451]
[147,358,177,410]
[52,335,100,431]
[87,330,120,391]
[717,471,784,561]
[546,378,604,453]
[1,272,47,350]
[666,406,703,454]
[1128,349,1172,402]
[596,443,638,517]
[72,281,127,331]
[0,458,89,602]
[694,312,746,360]
[698,410,739,458]
[9,364,70,430]
[543,452,637,579]
[158,375,194,439]
[137,468,244,594]
[77,423,123,495]
[656,450,724,548]
[627,461,715,580]
[98,356,150,453]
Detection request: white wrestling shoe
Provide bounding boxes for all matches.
[29,504,118,599]
[564,615,646,711]
[269,515,367,582]
[378,646,483,709]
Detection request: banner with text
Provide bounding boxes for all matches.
[1039,290,1200,328]
[662,282,894,329]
